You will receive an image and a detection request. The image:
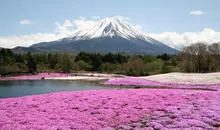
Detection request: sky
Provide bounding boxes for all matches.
[0,0,220,49]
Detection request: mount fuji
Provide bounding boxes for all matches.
[14,17,178,54]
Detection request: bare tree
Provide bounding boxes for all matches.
[180,42,208,73]
[208,42,220,55]
[180,46,194,72]
[208,42,220,71]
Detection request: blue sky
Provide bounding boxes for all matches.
[0,0,220,49]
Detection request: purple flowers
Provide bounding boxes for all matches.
[104,73,220,90]
[0,89,220,129]
[0,72,220,129]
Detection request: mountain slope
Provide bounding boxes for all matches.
[15,17,179,54]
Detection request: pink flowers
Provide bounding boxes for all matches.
[0,89,220,129]
[142,72,220,85]
[0,72,220,129]
[104,73,220,90]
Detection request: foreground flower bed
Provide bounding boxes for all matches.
[104,72,220,90]
[0,73,71,80]
[0,89,220,130]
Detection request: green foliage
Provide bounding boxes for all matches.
[61,54,73,73]
[0,63,27,75]
[180,42,220,73]
[157,53,171,61]
[54,63,63,72]
[91,54,102,71]
[99,63,118,73]
[2,65,20,74]
[0,48,183,76]
[75,52,128,64]
[145,59,163,74]
[3,43,220,76]
[75,60,91,71]
[27,52,37,73]
[14,62,28,72]
[139,55,157,63]
[48,53,59,69]
[124,58,149,76]
[161,65,174,73]
[37,63,49,72]
[15,54,24,63]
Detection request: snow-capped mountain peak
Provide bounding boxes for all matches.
[27,17,179,54]
[67,17,153,43]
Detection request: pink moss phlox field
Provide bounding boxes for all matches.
[0,89,220,130]
[104,77,220,90]
[0,73,71,80]
[142,72,220,85]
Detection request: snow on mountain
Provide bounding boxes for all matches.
[62,17,154,43]
[26,17,179,54]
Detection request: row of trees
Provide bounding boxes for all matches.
[180,42,220,73]
[0,49,179,76]
[1,42,219,76]
[0,49,37,75]
[0,49,73,75]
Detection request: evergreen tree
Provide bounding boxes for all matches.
[91,54,102,71]
[61,53,72,73]
[48,53,58,69]
[27,52,37,73]
[15,54,24,63]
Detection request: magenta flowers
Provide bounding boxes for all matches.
[104,73,220,90]
[0,89,220,129]
[1,72,220,129]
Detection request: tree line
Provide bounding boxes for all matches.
[179,42,220,73]
[0,50,178,76]
[0,42,219,76]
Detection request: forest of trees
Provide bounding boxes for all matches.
[180,42,220,73]
[0,42,220,76]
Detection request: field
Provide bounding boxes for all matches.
[104,72,220,91]
[0,73,220,130]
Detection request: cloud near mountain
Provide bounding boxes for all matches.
[0,16,219,50]
[148,28,220,50]
[26,17,178,54]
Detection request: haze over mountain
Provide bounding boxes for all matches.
[14,17,178,54]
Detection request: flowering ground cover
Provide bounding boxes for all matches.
[0,89,220,130]
[141,72,220,85]
[0,73,71,80]
[104,72,220,90]
[1,72,220,129]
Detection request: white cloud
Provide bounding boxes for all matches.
[72,17,97,30]
[20,19,35,25]
[0,17,97,48]
[54,16,132,35]
[63,20,73,27]
[92,16,101,19]
[1,16,220,50]
[55,20,75,36]
[56,16,97,34]
[190,10,205,15]
[0,34,64,48]
[147,28,220,50]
